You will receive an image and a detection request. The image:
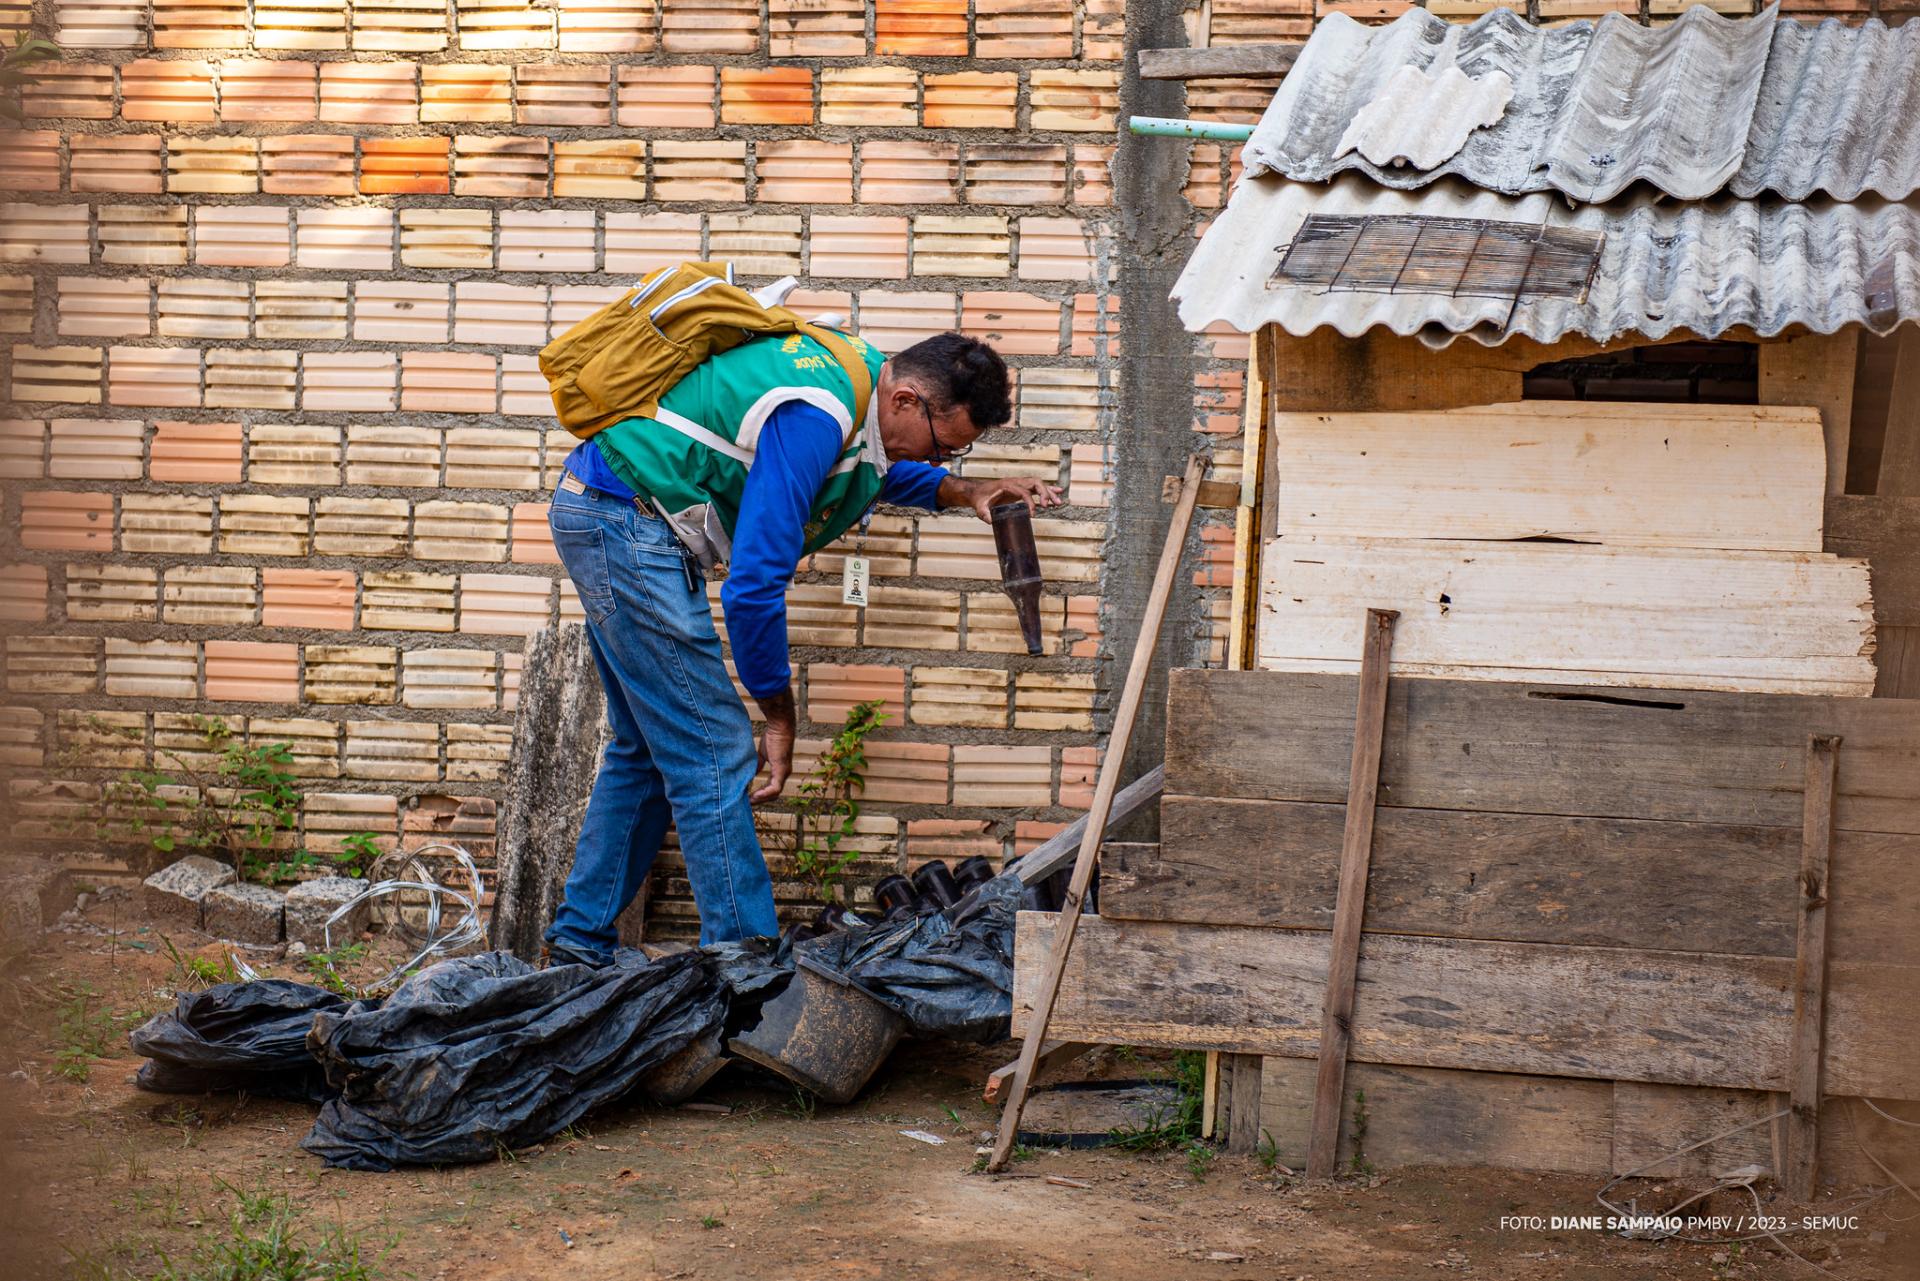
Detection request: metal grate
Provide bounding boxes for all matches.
[1272,214,1605,303]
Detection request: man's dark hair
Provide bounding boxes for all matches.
[891,332,1012,429]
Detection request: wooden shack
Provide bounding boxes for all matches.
[1014,6,1920,1194]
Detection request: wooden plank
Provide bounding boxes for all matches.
[1270,402,1826,552]
[1875,625,1920,698]
[1825,494,1920,627]
[1610,1082,1885,1190]
[1163,669,1920,836]
[1138,42,1301,80]
[982,1041,1093,1105]
[1786,735,1840,1201]
[1013,913,1920,1100]
[1256,538,1876,696]
[1227,330,1270,671]
[987,456,1208,1172]
[1226,1053,1264,1155]
[1124,798,1920,967]
[1875,328,1920,497]
[1309,607,1396,1179]
[1759,329,1857,498]
[1008,764,1164,886]
[1162,474,1240,509]
[1262,1058,1614,1176]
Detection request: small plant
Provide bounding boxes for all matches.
[1255,1128,1283,1174]
[786,699,887,904]
[780,1086,817,1122]
[699,1211,723,1231]
[159,935,236,989]
[60,715,378,887]
[53,986,122,1083]
[1184,1140,1214,1182]
[1348,1088,1373,1177]
[1,32,58,124]
[1106,1050,1207,1152]
[138,1183,387,1281]
[303,942,369,997]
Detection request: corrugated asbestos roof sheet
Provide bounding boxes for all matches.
[1172,174,1920,347]
[1243,4,1920,204]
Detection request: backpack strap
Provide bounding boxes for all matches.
[801,324,875,433]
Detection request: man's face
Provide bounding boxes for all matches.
[876,367,982,464]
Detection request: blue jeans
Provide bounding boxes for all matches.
[543,480,779,956]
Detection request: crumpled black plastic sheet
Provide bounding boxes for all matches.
[128,979,357,1103]
[798,873,1020,1043]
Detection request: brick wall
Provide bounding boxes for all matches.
[0,0,1869,936]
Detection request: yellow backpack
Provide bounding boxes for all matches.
[537,261,874,440]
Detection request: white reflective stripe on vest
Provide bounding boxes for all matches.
[652,405,755,465]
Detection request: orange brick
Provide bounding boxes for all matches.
[19,490,112,552]
[355,280,451,343]
[152,0,249,47]
[1069,292,1120,357]
[1193,369,1244,435]
[604,212,702,272]
[1030,69,1119,132]
[557,0,659,51]
[205,640,300,702]
[350,0,450,51]
[1198,318,1249,361]
[661,0,758,52]
[820,66,917,126]
[653,139,746,202]
[770,0,864,56]
[754,140,852,204]
[150,420,242,483]
[499,210,595,272]
[961,291,1062,356]
[319,62,419,124]
[422,63,512,123]
[262,569,356,629]
[858,740,950,805]
[922,71,1016,129]
[360,136,451,195]
[1317,0,1415,19]
[453,134,550,198]
[1187,75,1281,126]
[254,0,350,49]
[262,134,354,196]
[515,63,612,125]
[809,216,909,280]
[0,131,60,192]
[1213,0,1313,41]
[1082,0,1122,58]
[195,206,291,268]
[510,502,558,563]
[876,0,967,55]
[296,208,394,270]
[858,141,958,204]
[553,140,646,199]
[166,136,260,195]
[906,819,999,864]
[121,59,217,122]
[963,143,1068,205]
[616,64,715,128]
[1013,819,1069,856]
[1058,746,1097,808]
[953,744,1050,806]
[1017,216,1095,282]
[457,0,554,49]
[856,290,956,348]
[22,62,116,119]
[219,58,317,121]
[1071,143,1114,206]
[1065,594,1100,657]
[806,663,905,724]
[720,66,813,126]
[973,0,1071,57]
[402,351,497,414]
[1193,519,1234,587]
[70,135,164,194]
[1184,142,1226,210]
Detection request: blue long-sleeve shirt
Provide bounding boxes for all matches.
[563,402,947,698]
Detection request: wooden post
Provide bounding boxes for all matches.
[1786,733,1840,1201]
[987,453,1209,1172]
[1306,608,1399,1180]
[1226,1053,1264,1155]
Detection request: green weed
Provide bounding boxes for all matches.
[53,987,123,1083]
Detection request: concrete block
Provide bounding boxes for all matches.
[141,854,236,930]
[0,858,73,942]
[284,876,370,948]
[200,881,284,944]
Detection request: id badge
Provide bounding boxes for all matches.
[842,555,870,607]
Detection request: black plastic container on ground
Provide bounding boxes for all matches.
[726,955,905,1104]
[952,855,996,892]
[910,859,961,908]
[641,1026,729,1105]
[872,874,916,916]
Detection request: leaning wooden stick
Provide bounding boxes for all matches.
[1785,733,1840,1202]
[1306,607,1398,1179]
[986,452,1209,1172]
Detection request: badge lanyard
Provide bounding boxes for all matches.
[842,508,873,607]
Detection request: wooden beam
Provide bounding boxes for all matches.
[1114,799,1920,967]
[1759,330,1858,497]
[987,454,1209,1172]
[1786,734,1840,1201]
[1163,669,1920,836]
[1876,328,1920,496]
[1308,608,1397,1179]
[982,1041,1093,1105]
[1138,42,1301,80]
[1012,913,1920,1100]
[1161,473,1240,509]
[1008,764,1164,886]
[1227,1053,1265,1155]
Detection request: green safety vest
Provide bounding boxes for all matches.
[592,330,890,569]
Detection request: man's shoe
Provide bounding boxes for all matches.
[540,938,611,969]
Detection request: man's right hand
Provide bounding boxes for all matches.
[750,686,797,802]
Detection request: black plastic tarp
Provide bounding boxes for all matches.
[129,979,357,1103]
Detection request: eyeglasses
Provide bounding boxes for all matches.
[917,391,974,465]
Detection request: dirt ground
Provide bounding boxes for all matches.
[3,891,1916,1281]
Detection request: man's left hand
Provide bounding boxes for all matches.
[944,475,1065,522]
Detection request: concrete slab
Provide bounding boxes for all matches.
[284,876,371,949]
[200,881,285,945]
[141,855,237,932]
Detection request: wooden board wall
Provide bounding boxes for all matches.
[1826,494,1920,698]
[1255,539,1875,695]
[1013,912,1920,1101]
[1268,403,1827,552]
